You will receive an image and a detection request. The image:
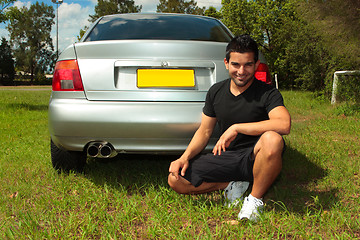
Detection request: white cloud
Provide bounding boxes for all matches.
[136,0,157,12]
[13,0,31,8]
[197,0,221,9]
[54,2,94,53]
[0,27,8,39]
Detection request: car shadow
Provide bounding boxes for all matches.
[84,153,176,195]
[83,146,336,215]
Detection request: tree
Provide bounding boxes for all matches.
[77,26,89,42]
[221,0,330,90]
[294,0,360,96]
[276,21,330,90]
[89,0,142,23]
[0,37,15,85]
[0,0,15,23]
[6,2,55,83]
[222,0,296,55]
[222,0,299,85]
[221,0,360,92]
[294,0,360,69]
[204,6,222,19]
[156,0,205,15]
[298,1,359,50]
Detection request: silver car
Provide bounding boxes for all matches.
[49,13,271,172]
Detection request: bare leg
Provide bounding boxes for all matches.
[168,131,284,197]
[168,173,229,195]
[251,131,284,199]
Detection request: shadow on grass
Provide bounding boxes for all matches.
[83,146,336,215]
[83,153,224,208]
[7,103,48,111]
[266,146,337,214]
[84,154,175,194]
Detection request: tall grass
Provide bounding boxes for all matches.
[0,88,359,239]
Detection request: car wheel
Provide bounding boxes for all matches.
[50,140,86,173]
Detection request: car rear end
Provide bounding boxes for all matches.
[48,13,271,171]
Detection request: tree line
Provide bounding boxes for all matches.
[0,0,54,84]
[0,0,359,99]
[221,0,359,94]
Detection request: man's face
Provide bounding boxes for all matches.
[224,52,260,88]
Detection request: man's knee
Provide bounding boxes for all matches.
[168,173,189,195]
[257,131,284,158]
[262,131,283,147]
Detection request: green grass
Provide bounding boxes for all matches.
[0,88,359,239]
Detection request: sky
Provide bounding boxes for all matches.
[0,0,222,53]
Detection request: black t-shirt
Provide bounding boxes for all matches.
[203,78,285,149]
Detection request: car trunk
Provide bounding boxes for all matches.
[74,40,229,102]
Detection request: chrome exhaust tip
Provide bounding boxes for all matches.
[87,142,117,158]
[87,142,102,157]
[99,143,117,158]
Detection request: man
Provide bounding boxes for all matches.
[168,35,291,221]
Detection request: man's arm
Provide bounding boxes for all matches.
[213,106,291,155]
[169,113,217,180]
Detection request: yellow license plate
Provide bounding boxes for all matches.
[137,69,195,88]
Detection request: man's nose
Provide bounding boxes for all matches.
[238,66,245,74]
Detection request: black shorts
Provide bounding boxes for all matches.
[183,146,255,187]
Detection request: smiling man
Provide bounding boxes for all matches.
[168,35,291,222]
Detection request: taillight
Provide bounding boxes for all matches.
[255,63,272,84]
[52,60,84,91]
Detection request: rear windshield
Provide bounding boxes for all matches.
[84,14,233,43]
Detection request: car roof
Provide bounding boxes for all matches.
[100,13,217,20]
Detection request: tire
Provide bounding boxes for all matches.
[51,140,87,173]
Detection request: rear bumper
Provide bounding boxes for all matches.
[49,98,216,153]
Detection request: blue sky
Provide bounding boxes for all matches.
[0,0,222,53]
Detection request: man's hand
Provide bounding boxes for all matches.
[212,125,238,155]
[169,158,189,180]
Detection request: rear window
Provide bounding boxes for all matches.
[84,14,233,43]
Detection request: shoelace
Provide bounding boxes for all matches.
[242,197,263,214]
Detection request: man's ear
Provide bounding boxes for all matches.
[224,58,229,69]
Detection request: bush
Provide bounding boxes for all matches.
[335,74,360,104]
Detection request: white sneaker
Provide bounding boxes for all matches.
[223,181,249,208]
[238,195,264,222]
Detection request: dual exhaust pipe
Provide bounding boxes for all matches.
[87,141,117,158]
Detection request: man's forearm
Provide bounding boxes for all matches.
[233,118,291,136]
[233,106,291,136]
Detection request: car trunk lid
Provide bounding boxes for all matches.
[74,40,228,102]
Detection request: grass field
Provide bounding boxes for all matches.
[0,87,359,239]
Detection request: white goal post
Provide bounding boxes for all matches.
[331,70,360,104]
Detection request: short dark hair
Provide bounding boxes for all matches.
[226,35,259,62]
